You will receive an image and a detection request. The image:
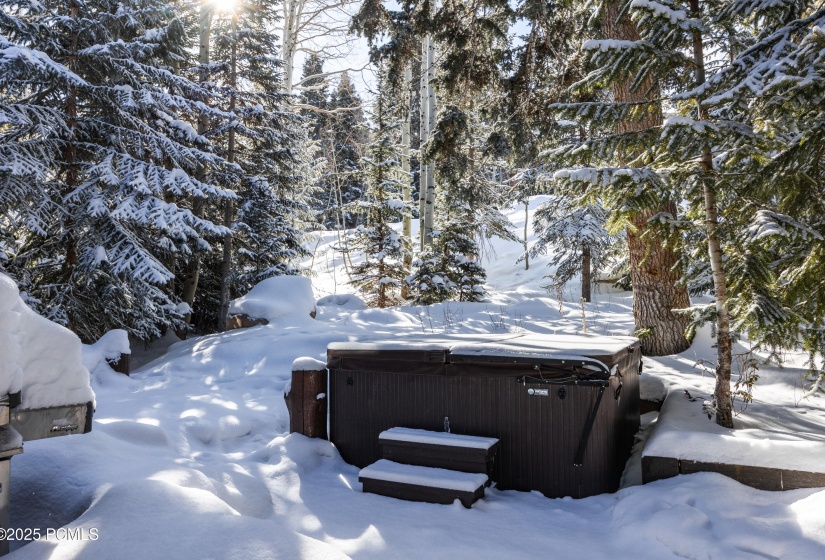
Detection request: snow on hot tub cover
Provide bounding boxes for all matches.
[328,332,637,361]
[0,273,94,409]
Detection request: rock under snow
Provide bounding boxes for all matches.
[228,275,316,324]
[0,272,95,409]
[82,329,131,375]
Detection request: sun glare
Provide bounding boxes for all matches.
[210,0,237,13]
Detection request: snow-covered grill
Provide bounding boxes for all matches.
[1,274,96,555]
[327,333,641,499]
[0,395,23,556]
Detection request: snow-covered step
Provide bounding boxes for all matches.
[379,427,499,478]
[359,459,488,508]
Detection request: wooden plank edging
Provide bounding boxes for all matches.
[642,455,825,491]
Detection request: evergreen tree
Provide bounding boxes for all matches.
[694,2,825,396]
[0,0,234,342]
[327,72,368,229]
[547,0,825,422]
[300,53,329,142]
[190,0,310,330]
[349,75,411,307]
[530,196,622,302]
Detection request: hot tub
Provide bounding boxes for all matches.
[327,333,641,499]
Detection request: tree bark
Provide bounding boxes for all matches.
[603,1,691,356]
[401,65,413,298]
[423,35,437,245]
[581,246,591,302]
[62,1,80,332]
[219,13,238,331]
[178,5,214,336]
[282,0,297,94]
[690,0,733,427]
[524,201,530,271]
[419,40,430,249]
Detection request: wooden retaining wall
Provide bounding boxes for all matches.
[642,455,825,491]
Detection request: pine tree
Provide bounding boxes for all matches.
[693,2,825,396]
[0,0,235,342]
[531,196,622,302]
[545,0,825,423]
[327,72,369,229]
[300,54,329,142]
[349,75,411,307]
[190,0,310,330]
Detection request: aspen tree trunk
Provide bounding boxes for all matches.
[179,6,214,335]
[401,65,413,297]
[524,201,529,271]
[423,35,437,245]
[219,13,238,331]
[603,2,691,356]
[419,41,429,250]
[689,0,733,427]
[282,0,298,94]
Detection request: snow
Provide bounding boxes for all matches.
[644,385,825,473]
[379,428,498,450]
[228,275,316,322]
[7,198,825,558]
[330,333,635,364]
[629,0,687,23]
[82,330,130,375]
[359,460,488,492]
[293,357,327,371]
[662,116,718,134]
[582,39,638,52]
[0,273,94,409]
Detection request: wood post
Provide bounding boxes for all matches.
[107,354,130,376]
[285,361,327,439]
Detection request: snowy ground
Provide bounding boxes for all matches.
[9,197,825,559]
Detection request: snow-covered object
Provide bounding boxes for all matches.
[359,459,488,492]
[228,275,315,322]
[316,293,365,310]
[380,428,498,450]
[82,329,131,375]
[644,387,825,474]
[0,274,24,397]
[0,273,94,409]
[291,357,326,372]
[329,333,637,359]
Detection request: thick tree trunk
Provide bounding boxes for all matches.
[603,1,691,356]
[690,0,733,427]
[581,246,591,302]
[627,206,691,355]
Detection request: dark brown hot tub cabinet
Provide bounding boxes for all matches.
[328,334,641,499]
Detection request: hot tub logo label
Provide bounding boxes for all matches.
[527,388,549,397]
